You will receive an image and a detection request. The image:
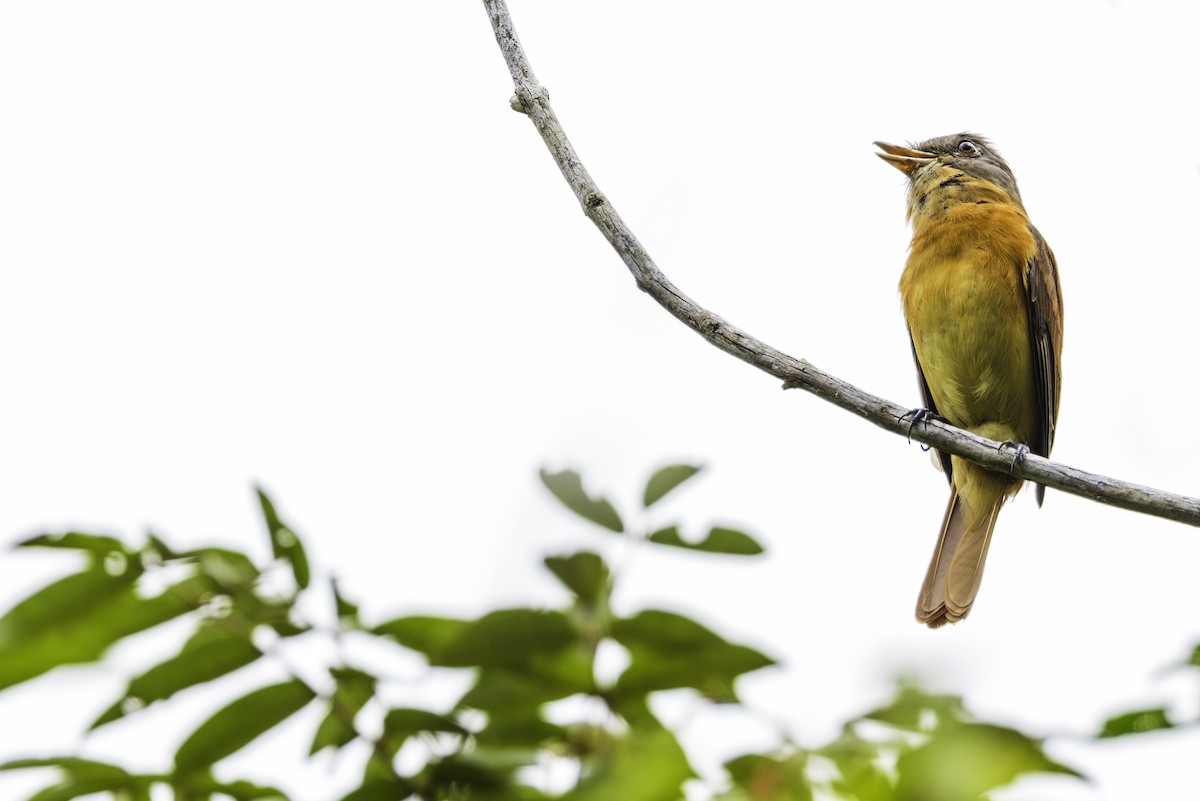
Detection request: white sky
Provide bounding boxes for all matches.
[2,1,1200,799]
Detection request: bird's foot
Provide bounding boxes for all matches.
[998,440,1030,472]
[899,407,942,448]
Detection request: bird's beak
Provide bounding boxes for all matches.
[874,141,936,175]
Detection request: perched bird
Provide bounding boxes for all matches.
[875,133,1063,627]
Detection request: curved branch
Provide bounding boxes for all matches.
[481,0,1200,528]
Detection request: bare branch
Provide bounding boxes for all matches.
[480,0,1200,528]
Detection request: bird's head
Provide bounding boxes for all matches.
[875,133,1023,209]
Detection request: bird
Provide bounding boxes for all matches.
[875,133,1063,627]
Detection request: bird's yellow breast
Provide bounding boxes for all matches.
[899,179,1040,447]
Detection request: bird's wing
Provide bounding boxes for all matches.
[1024,226,1064,506]
[909,336,954,485]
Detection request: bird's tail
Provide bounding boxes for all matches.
[915,484,1004,627]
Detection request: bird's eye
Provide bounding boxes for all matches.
[958,140,980,156]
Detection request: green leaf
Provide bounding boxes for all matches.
[724,752,813,801]
[433,611,596,707]
[0,757,145,801]
[819,729,895,801]
[611,610,774,700]
[832,760,892,801]
[174,679,316,774]
[647,526,764,556]
[379,611,584,677]
[460,665,590,711]
[93,623,262,728]
[380,708,467,757]
[0,757,133,779]
[228,593,307,638]
[172,546,261,591]
[560,723,695,801]
[373,615,468,662]
[17,532,131,560]
[642,464,702,507]
[426,755,509,795]
[257,487,311,590]
[384,707,466,736]
[339,780,413,801]
[361,750,400,786]
[22,779,146,801]
[310,711,354,756]
[1099,707,1173,737]
[544,552,610,606]
[0,569,203,691]
[144,532,177,561]
[310,667,378,755]
[0,569,135,653]
[539,469,624,532]
[332,579,361,628]
[894,722,1081,801]
[861,685,966,732]
[437,609,577,668]
[475,714,566,747]
[177,775,290,800]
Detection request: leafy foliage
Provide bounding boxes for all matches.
[718,683,1079,801]
[0,462,1178,801]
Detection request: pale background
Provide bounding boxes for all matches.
[1,1,1199,799]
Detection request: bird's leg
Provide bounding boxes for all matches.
[899,407,943,448]
[998,440,1031,473]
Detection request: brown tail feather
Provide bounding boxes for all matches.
[916,486,1003,627]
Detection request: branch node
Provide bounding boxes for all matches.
[513,82,554,113]
[697,313,722,337]
[511,83,548,114]
[584,191,606,209]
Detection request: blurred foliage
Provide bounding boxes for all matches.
[0,462,1177,801]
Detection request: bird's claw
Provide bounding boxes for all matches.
[998,440,1030,472]
[899,408,941,448]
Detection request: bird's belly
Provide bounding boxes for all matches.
[902,252,1036,443]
